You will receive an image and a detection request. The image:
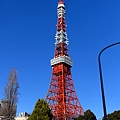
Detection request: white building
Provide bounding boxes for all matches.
[15,112,29,120]
[15,116,28,120]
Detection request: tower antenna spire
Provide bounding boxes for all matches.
[59,0,64,3]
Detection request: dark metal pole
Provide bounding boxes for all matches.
[98,42,120,120]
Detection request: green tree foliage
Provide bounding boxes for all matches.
[74,109,96,120]
[84,110,97,120]
[103,110,120,120]
[27,99,52,120]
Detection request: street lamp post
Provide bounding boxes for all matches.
[98,42,120,120]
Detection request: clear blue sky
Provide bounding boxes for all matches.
[0,0,120,119]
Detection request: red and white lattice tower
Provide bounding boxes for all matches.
[46,0,84,119]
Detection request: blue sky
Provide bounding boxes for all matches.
[0,0,120,119]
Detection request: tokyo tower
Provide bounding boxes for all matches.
[46,0,84,119]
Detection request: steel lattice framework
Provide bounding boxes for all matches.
[46,0,84,119]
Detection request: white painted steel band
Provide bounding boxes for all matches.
[58,4,65,8]
[55,30,69,45]
[51,56,72,66]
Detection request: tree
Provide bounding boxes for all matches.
[28,99,52,120]
[74,109,96,120]
[102,110,120,120]
[2,68,19,120]
[84,109,97,120]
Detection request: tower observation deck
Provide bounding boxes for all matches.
[46,0,84,119]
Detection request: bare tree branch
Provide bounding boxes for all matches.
[2,68,19,120]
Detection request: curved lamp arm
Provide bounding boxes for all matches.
[98,42,120,120]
